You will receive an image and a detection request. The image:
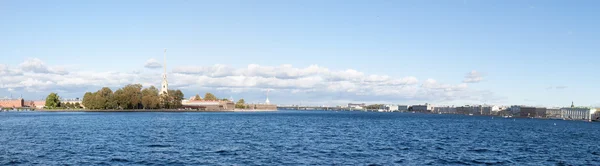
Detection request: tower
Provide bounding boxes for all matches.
[265,89,271,104]
[571,101,574,108]
[160,49,169,95]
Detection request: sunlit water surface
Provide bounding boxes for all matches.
[1,111,599,165]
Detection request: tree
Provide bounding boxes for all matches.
[204,93,217,101]
[235,99,246,109]
[112,89,125,109]
[45,93,60,109]
[122,84,143,109]
[82,92,93,109]
[98,87,114,109]
[194,94,201,100]
[141,86,160,109]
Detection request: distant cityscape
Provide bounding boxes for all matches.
[279,102,600,122]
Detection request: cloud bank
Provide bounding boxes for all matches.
[0,58,499,105]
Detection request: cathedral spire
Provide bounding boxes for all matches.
[571,101,574,108]
[160,49,169,95]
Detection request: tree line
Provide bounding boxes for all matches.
[82,84,184,110]
[44,93,83,109]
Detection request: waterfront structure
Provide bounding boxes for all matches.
[382,105,399,112]
[510,105,522,115]
[520,107,547,118]
[347,103,366,109]
[593,111,600,121]
[433,106,456,114]
[160,49,169,96]
[181,100,235,111]
[546,108,562,119]
[397,105,409,112]
[0,98,24,108]
[560,107,596,120]
[412,103,434,112]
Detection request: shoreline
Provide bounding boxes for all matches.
[33,109,278,112]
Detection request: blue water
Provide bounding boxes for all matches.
[1,111,599,165]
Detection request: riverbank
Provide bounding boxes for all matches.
[35,109,278,112]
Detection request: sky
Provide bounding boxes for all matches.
[1,0,600,107]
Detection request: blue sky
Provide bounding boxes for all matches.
[1,0,600,107]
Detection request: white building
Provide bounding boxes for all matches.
[433,106,456,114]
[560,107,597,120]
[383,105,399,112]
[546,108,562,119]
[347,103,366,109]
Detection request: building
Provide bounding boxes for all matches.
[347,103,366,109]
[433,106,456,114]
[397,105,409,112]
[245,103,277,110]
[0,98,24,108]
[510,105,522,115]
[382,105,399,112]
[160,49,169,96]
[520,107,547,118]
[560,107,597,121]
[546,108,562,119]
[456,105,496,115]
[182,100,235,111]
[412,103,434,112]
[593,111,600,121]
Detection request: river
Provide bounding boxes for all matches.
[1,111,599,165]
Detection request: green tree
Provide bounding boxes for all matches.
[235,99,246,109]
[122,84,143,109]
[45,93,60,109]
[194,94,201,100]
[141,86,160,109]
[82,92,93,109]
[112,89,125,109]
[98,87,114,109]
[204,93,217,101]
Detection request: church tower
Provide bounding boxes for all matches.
[160,49,169,95]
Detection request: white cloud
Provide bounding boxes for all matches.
[463,70,484,83]
[144,58,162,69]
[0,59,500,105]
[18,58,68,75]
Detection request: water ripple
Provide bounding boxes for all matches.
[1,111,599,165]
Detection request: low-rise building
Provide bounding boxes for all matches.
[560,107,596,120]
[433,106,456,114]
[546,108,562,119]
[383,105,399,112]
[411,103,433,113]
[348,103,366,109]
[510,105,522,115]
[182,100,235,111]
[397,105,409,112]
[456,105,496,115]
[520,107,547,118]
[0,98,24,108]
